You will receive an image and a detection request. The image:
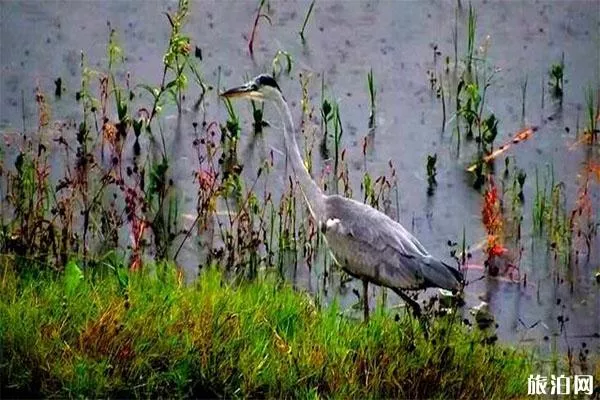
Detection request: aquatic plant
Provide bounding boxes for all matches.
[532,167,547,236]
[138,0,202,121]
[466,4,476,77]
[367,69,376,129]
[453,7,459,71]
[247,0,270,57]
[271,49,293,78]
[481,177,506,270]
[426,153,437,196]
[299,0,315,41]
[584,86,598,143]
[250,99,266,135]
[548,54,565,100]
[431,3,504,188]
[532,166,572,266]
[481,113,498,153]
[332,103,343,194]
[3,113,54,266]
[439,74,447,132]
[1,4,594,398]
[498,159,526,261]
[569,161,597,263]
[298,72,317,177]
[521,75,528,122]
[0,0,205,271]
[461,81,479,139]
[319,93,332,159]
[516,169,526,203]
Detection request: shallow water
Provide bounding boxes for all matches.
[1,0,599,356]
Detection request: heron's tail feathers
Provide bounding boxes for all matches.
[422,258,464,292]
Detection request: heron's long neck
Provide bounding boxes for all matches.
[273,96,325,220]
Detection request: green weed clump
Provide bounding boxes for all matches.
[548,54,565,101]
[430,3,502,187]
[532,166,572,266]
[1,257,532,399]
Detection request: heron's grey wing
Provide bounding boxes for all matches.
[324,196,461,291]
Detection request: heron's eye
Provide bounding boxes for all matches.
[250,84,258,91]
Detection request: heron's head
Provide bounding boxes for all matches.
[220,74,282,102]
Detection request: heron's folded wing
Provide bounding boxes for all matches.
[325,206,432,289]
[329,196,431,257]
[324,196,460,290]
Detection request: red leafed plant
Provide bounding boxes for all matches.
[481,177,507,261]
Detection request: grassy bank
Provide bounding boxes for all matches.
[1,258,530,399]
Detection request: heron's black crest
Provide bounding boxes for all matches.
[255,74,281,92]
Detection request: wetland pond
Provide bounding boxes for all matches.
[1,0,599,359]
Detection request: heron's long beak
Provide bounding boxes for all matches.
[220,83,263,100]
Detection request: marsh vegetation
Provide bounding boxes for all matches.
[1,0,598,397]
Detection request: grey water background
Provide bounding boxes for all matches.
[1,0,598,356]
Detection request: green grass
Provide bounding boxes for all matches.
[1,257,532,399]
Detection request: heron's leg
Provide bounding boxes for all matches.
[392,288,429,338]
[362,279,369,322]
[391,288,422,318]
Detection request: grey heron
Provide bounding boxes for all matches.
[221,74,463,320]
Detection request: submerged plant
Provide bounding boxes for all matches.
[548,54,565,100]
[426,153,437,196]
[584,86,598,143]
[319,96,333,159]
[367,68,376,129]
